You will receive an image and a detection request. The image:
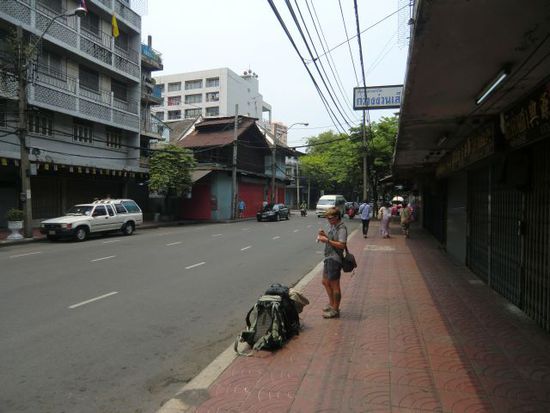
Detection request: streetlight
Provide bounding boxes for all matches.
[17,6,87,237]
[286,122,308,208]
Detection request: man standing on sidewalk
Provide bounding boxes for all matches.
[358,199,371,238]
[317,207,347,319]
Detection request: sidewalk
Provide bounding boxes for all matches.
[160,221,550,413]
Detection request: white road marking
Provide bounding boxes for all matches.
[316,251,323,254]
[90,255,116,262]
[241,228,250,231]
[156,232,171,236]
[185,261,206,269]
[68,291,118,309]
[272,236,280,240]
[166,241,182,246]
[307,225,312,228]
[103,240,120,244]
[241,245,252,251]
[9,251,42,259]
[212,233,223,237]
[293,229,299,233]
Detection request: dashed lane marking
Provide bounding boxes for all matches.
[103,240,120,244]
[90,255,116,262]
[186,261,206,270]
[212,234,223,237]
[272,236,280,240]
[166,241,182,246]
[241,246,252,251]
[9,251,42,259]
[293,229,299,233]
[68,291,118,309]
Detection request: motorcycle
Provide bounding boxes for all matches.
[300,207,307,217]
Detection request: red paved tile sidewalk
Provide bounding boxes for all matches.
[171,221,550,413]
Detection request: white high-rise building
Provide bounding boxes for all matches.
[152,68,272,123]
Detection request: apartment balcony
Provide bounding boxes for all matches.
[141,44,163,71]
[0,0,140,81]
[141,77,162,105]
[140,112,164,140]
[20,67,140,132]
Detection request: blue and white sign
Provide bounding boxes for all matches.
[353,85,403,110]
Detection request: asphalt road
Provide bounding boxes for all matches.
[0,213,354,413]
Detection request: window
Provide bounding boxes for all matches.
[28,112,53,136]
[111,79,127,101]
[205,77,219,88]
[122,200,141,213]
[167,82,181,92]
[205,92,219,102]
[168,110,181,120]
[79,66,99,92]
[155,84,165,94]
[37,50,64,79]
[155,111,164,120]
[167,95,181,106]
[185,79,202,90]
[114,31,129,51]
[105,204,115,216]
[185,108,201,118]
[38,0,62,13]
[185,94,202,104]
[106,128,122,148]
[80,11,99,36]
[205,107,219,117]
[93,205,107,216]
[114,203,127,214]
[73,121,93,143]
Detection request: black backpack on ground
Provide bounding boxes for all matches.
[234,283,300,355]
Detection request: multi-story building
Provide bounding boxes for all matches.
[0,0,150,226]
[152,68,272,123]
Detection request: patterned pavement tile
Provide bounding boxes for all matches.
[431,370,485,394]
[436,389,494,413]
[390,383,443,412]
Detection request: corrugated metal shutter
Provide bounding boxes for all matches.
[490,163,522,304]
[523,140,550,331]
[467,167,490,282]
[31,177,61,219]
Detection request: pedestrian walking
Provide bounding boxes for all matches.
[378,202,392,238]
[400,201,413,238]
[358,199,372,238]
[316,207,347,319]
[238,199,246,218]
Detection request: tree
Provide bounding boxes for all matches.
[300,116,398,202]
[148,144,196,197]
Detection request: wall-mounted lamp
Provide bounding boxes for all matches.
[475,68,510,105]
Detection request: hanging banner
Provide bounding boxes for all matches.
[353,85,403,110]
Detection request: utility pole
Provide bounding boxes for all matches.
[296,159,300,208]
[271,124,277,203]
[231,105,238,219]
[362,110,369,201]
[17,26,33,238]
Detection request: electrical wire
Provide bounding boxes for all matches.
[337,0,360,86]
[266,0,347,135]
[285,0,354,130]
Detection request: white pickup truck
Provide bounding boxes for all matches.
[40,199,143,241]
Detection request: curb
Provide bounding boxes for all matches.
[155,260,325,413]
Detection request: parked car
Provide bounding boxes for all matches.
[316,195,346,217]
[40,199,143,241]
[257,203,290,222]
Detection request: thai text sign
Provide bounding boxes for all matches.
[353,85,403,110]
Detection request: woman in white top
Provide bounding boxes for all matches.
[378,202,392,238]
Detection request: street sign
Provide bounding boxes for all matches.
[353,85,403,110]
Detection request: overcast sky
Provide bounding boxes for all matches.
[141,0,410,147]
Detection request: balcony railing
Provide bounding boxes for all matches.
[26,65,139,131]
[141,44,163,69]
[0,0,140,80]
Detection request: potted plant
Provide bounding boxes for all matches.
[5,208,24,240]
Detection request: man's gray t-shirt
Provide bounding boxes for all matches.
[324,222,348,263]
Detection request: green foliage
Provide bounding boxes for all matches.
[148,144,196,196]
[300,116,398,199]
[5,208,24,221]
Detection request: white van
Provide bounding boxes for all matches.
[316,195,346,217]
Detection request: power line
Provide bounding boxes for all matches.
[284,0,353,129]
[266,0,346,135]
[337,0,360,86]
